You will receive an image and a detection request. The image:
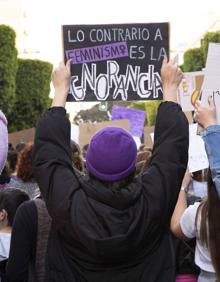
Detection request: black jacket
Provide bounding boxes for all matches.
[33,102,189,282]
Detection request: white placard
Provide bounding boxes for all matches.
[201,43,220,124]
[188,123,209,173]
[71,123,79,144]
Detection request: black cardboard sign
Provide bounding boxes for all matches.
[62,23,169,102]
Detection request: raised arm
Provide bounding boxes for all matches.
[0,111,8,174]
[195,96,220,197]
[33,60,80,225]
[143,59,189,222]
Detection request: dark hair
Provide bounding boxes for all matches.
[16,142,34,182]
[0,189,29,226]
[0,162,11,184]
[192,168,209,182]
[7,150,18,174]
[70,141,85,172]
[197,170,220,280]
[82,144,89,159]
[15,142,26,153]
[136,147,152,176]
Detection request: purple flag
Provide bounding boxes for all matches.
[111,106,146,137]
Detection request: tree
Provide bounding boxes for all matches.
[8,59,52,132]
[0,25,18,116]
[182,48,204,72]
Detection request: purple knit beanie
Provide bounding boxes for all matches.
[86,127,137,182]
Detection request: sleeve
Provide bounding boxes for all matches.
[180,202,200,239]
[202,125,220,197]
[0,111,8,174]
[33,107,80,225]
[142,102,189,222]
[7,201,37,282]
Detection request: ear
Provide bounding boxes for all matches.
[0,209,7,222]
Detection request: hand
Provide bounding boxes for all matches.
[161,57,183,103]
[194,96,216,128]
[52,59,72,93]
[51,60,72,108]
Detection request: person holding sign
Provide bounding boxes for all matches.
[32,58,188,282]
[0,111,8,175]
[171,96,220,282]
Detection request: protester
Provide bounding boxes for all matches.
[0,189,29,281]
[32,58,188,282]
[6,141,84,282]
[0,111,8,175]
[172,170,200,282]
[7,198,51,282]
[0,189,29,260]
[8,142,40,199]
[171,96,220,281]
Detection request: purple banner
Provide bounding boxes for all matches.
[66,42,128,64]
[111,106,146,137]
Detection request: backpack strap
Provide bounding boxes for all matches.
[34,199,51,282]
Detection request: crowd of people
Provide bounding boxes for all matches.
[0,57,219,282]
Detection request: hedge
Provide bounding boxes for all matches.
[0,25,18,116]
[182,48,204,72]
[8,59,53,132]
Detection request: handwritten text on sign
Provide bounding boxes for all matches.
[62,23,169,102]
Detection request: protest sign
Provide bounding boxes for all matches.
[184,111,193,124]
[79,119,130,148]
[111,106,146,137]
[178,72,204,112]
[70,124,79,144]
[144,126,155,148]
[201,43,220,123]
[62,23,169,102]
[188,124,209,173]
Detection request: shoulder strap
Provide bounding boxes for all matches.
[34,199,51,282]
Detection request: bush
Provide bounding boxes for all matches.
[201,31,220,62]
[0,25,18,116]
[8,59,52,132]
[182,48,204,72]
[145,100,161,126]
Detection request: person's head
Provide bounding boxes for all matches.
[15,142,26,153]
[86,127,137,187]
[70,140,85,172]
[7,149,18,174]
[0,189,29,228]
[16,142,34,182]
[198,169,220,280]
[0,162,11,185]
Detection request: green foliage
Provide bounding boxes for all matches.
[128,101,145,111]
[8,59,52,132]
[201,31,220,62]
[0,25,18,116]
[182,48,204,72]
[145,100,161,126]
[182,30,220,72]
